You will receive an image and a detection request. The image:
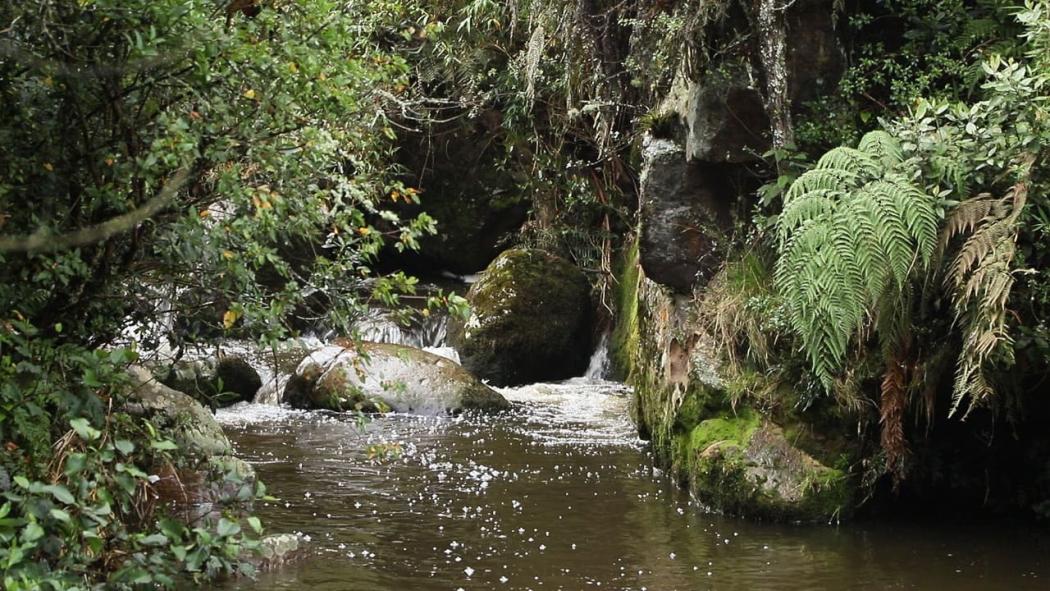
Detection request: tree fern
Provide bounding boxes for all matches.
[775,131,940,388]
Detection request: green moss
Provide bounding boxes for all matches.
[610,238,641,380]
[688,410,760,453]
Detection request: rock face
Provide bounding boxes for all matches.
[283,343,510,415]
[390,112,529,275]
[452,249,593,386]
[683,62,771,164]
[638,138,734,292]
[611,241,855,522]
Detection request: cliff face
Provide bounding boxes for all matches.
[609,0,859,522]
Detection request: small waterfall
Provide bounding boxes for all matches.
[355,310,460,363]
[584,332,613,380]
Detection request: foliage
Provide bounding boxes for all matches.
[0,329,267,589]
[796,0,1021,154]
[0,0,455,586]
[772,1,1050,478]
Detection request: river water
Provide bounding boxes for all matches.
[215,373,1050,590]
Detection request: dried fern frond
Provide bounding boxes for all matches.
[947,181,1028,416]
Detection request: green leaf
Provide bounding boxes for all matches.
[151,439,178,451]
[70,417,101,441]
[216,518,240,537]
[43,484,75,505]
[49,509,71,522]
[247,516,262,534]
[115,439,135,455]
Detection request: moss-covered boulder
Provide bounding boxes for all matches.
[283,343,510,415]
[127,366,232,456]
[452,248,593,386]
[682,412,850,521]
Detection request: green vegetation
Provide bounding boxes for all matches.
[0,0,458,587]
[772,1,1049,479]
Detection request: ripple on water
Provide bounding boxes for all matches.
[217,378,1050,591]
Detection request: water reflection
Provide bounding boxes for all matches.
[217,381,1048,590]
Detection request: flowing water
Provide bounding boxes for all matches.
[203,314,1050,590]
[215,375,1050,590]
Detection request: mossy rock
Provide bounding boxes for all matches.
[685,414,852,522]
[126,366,232,456]
[452,248,593,386]
[283,343,510,415]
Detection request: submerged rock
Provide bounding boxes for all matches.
[283,343,510,415]
[252,534,304,571]
[452,248,593,386]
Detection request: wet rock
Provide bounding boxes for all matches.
[283,343,510,415]
[451,248,593,386]
[682,62,770,164]
[638,138,735,292]
[160,355,262,408]
[127,365,232,456]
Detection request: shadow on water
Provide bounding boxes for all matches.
[216,381,1049,591]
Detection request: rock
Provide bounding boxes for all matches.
[160,355,262,408]
[682,62,770,164]
[638,137,735,292]
[611,240,856,521]
[283,343,510,415]
[785,0,845,108]
[0,466,9,492]
[127,366,232,456]
[452,249,593,385]
[387,112,528,275]
[214,357,262,403]
[686,414,851,521]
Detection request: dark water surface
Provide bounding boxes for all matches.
[216,380,1049,590]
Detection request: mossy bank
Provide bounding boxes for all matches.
[611,239,856,522]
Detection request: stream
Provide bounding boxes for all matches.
[214,376,1050,590]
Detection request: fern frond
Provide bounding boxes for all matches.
[858,130,904,168]
[816,146,881,178]
[776,130,938,390]
[946,182,1028,416]
[934,193,995,264]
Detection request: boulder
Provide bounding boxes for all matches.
[127,365,232,456]
[452,249,593,385]
[638,138,734,292]
[160,355,262,408]
[251,533,304,571]
[685,413,851,521]
[682,62,771,164]
[283,343,510,415]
